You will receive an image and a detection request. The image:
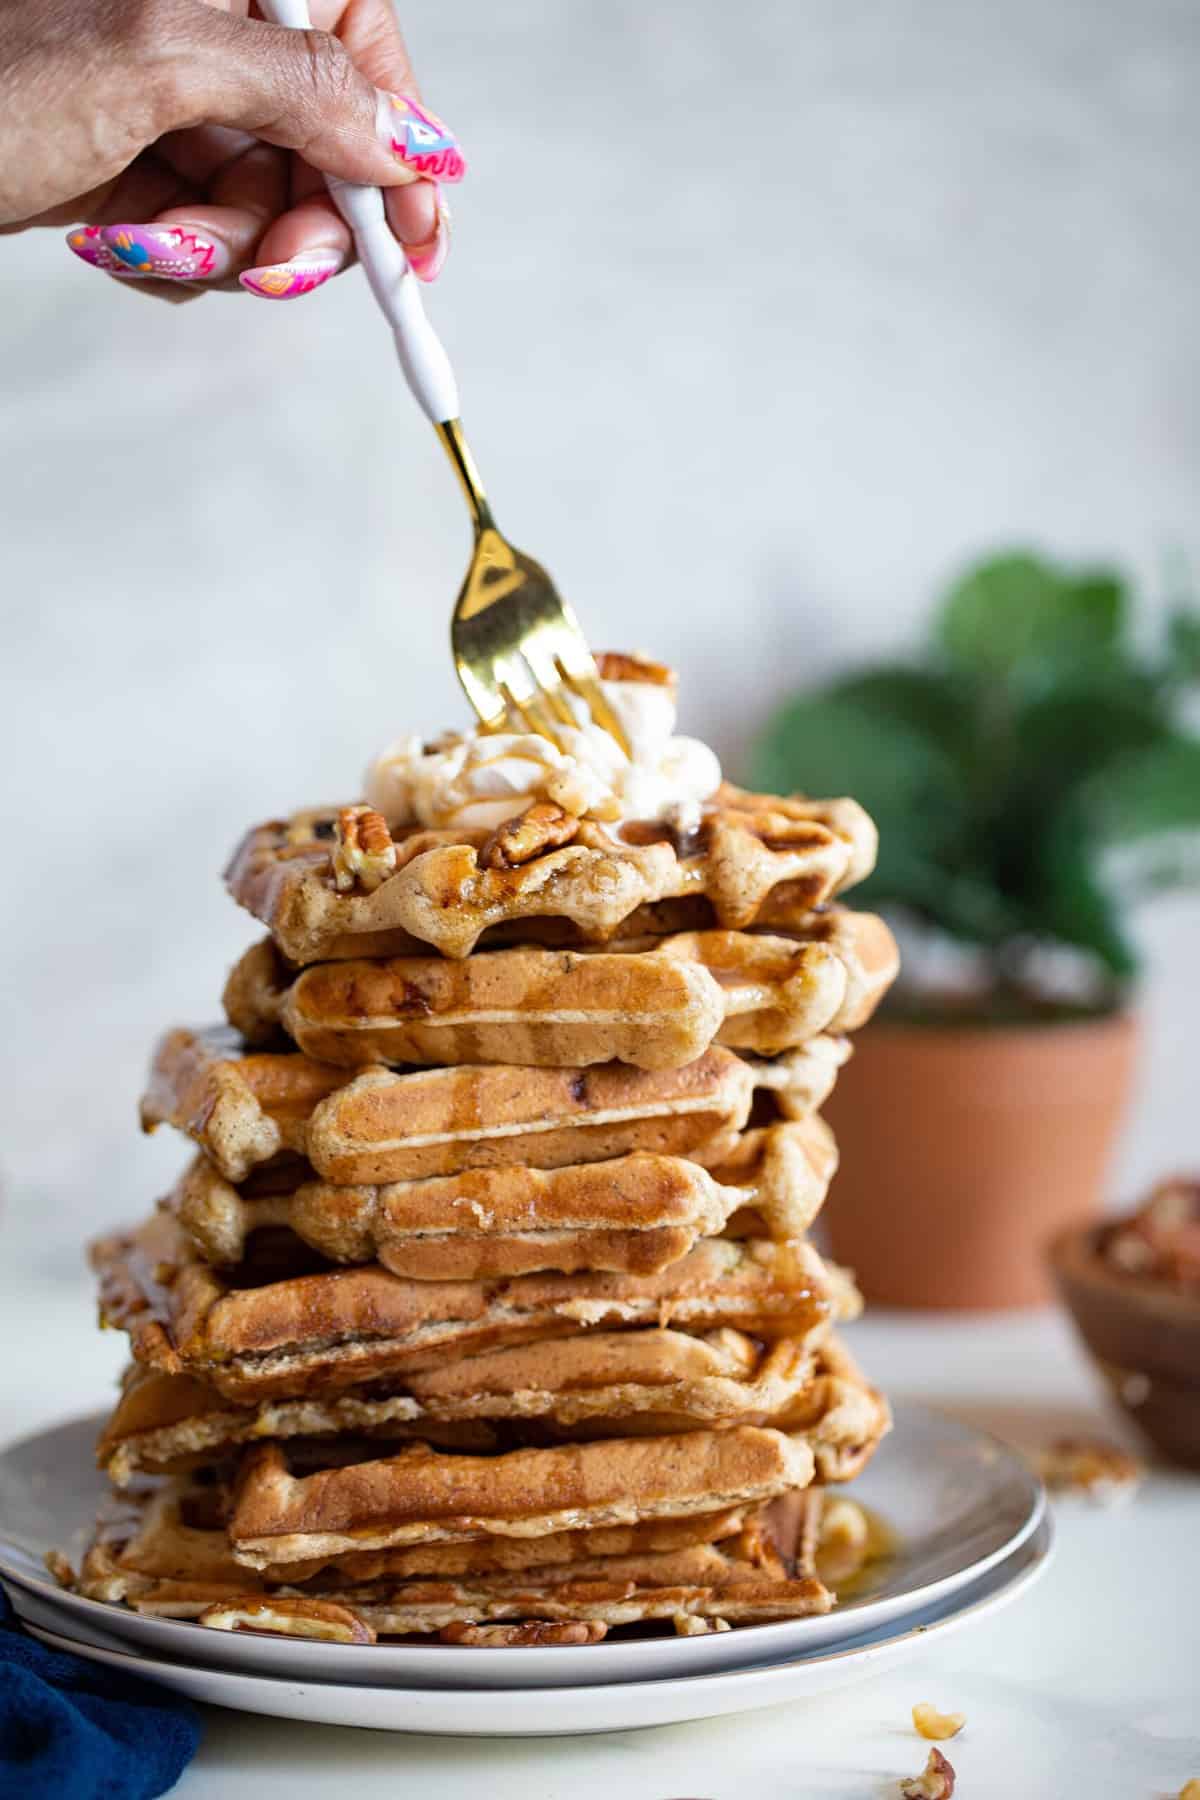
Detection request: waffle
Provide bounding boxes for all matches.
[772,1337,892,1482]
[168,1152,749,1279]
[78,1476,754,1591]
[71,1480,830,1637]
[92,1209,860,1402]
[141,1029,834,1185]
[168,1114,836,1276]
[743,1037,851,1120]
[96,1328,840,1481]
[227,1424,819,1564]
[225,785,877,964]
[712,1117,838,1239]
[222,912,894,1071]
[140,1026,340,1183]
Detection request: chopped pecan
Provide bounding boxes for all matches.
[596,650,677,690]
[438,1619,607,1647]
[912,1703,965,1741]
[1037,1437,1143,1504]
[480,802,580,870]
[198,1595,375,1644]
[332,806,396,893]
[900,1747,956,1798]
[44,1550,77,1590]
[672,1613,731,1636]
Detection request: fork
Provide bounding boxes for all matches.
[258,0,630,758]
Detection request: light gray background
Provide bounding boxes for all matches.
[2,0,1197,1254]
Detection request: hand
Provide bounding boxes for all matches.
[0,0,465,300]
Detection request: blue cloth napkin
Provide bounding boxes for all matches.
[0,1585,202,1800]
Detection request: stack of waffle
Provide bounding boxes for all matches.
[65,668,899,1648]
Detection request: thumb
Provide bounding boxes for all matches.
[167,7,466,189]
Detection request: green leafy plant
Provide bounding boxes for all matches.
[750,551,1200,1018]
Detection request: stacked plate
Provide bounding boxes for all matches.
[0,1402,1051,1735]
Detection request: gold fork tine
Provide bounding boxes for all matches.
[457,660,508,734]
[438,417,632,762]
[539,623,632,755]
[560,668,630,755]
[496,656,568,752]
[520,632,584,732]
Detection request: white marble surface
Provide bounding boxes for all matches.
[0,1238,1196,1799]
[1,0,1199,1244]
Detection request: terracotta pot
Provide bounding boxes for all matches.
[820,1014,1139,1310]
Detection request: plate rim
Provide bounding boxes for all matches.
[14,1516,1055,1734]
[0,1398,1046,1686]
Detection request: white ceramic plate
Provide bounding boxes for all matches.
[15,1517,1053,1735]
[0,1401,1043,1689]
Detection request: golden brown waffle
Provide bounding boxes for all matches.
[166,1114,837,1277]
[140,1027,340,1182]
[224,785,877,963]
[92,1209,860,1402]
[168,1152,749,1279]
[743,1037,852,1121]
[69,1479,830,1637]
[222,912,894,1071]
[228,1425,819,1565]
[712,1117,838,1239]
[772,1337,892,1482]
[142,1029,835,1185]
[97,1329,833,1481]
[76,1477,753,1592]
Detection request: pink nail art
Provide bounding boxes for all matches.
[406,188,451,284]
[98,224,223,281]
[381,95,466,181]
[240,249,344,300]
[65,227,132,276]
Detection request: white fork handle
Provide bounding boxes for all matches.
[257,0,460,424]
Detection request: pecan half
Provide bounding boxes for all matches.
[900,1748,956,1798]
[438,1619,607,1647]
[332,806,397,893]
[480,802,580,870]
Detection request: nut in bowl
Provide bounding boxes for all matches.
[1050,1178,1200,1469]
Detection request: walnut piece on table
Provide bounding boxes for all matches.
[912,1702,965,1741]
[899,1747,956,1797]
[1037,1437,1143,1504]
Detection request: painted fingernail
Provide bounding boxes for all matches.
[378,93,466,181]
[65,226,133,275]
[240,248,346,300]
[406,188,451,283]
[98,224,226,281]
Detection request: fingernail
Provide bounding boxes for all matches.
[405,188,451,283]
[240,248,345,300]
[98,224,226,281]
[378,93,466,181]
[65,226,133,275]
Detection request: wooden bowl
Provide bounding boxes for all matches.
[1049,1221,1200,1469]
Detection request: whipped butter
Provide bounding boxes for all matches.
[365,663,721,835]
